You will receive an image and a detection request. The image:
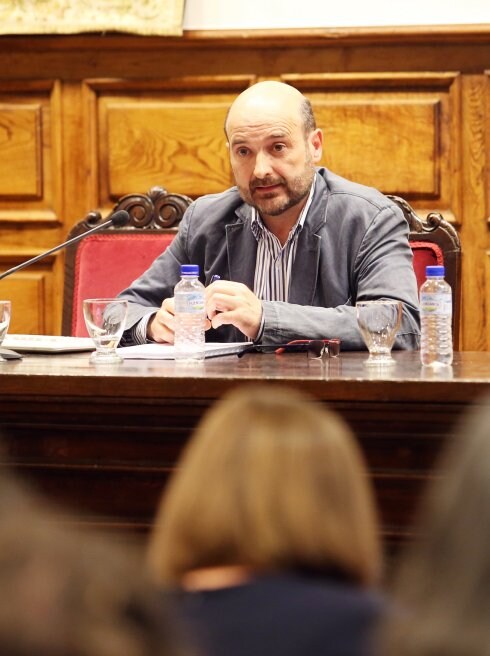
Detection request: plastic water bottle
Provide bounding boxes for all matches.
[420,265,453,367]
[174,264,206,362]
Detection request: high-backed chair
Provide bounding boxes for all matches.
[388,195,462,348]
[62,187,192,337]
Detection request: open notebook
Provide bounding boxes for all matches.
[117,342,253,360]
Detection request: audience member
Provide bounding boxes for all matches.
[0,471,190,656]
[147,384,384,656]
[118,80,420,350]
[378,396,490,656]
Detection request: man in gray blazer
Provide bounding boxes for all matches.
[118,81,420,350]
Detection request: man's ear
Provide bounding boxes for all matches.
[309,128,323,162]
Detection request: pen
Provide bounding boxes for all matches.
[209,275,221,315]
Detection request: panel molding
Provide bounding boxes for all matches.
[461,75,487,351]
[283,71,460,89]
[84,74,257,92]
[486,251,490,350]
[486,71,490,228]
[0,79,63,225]
[282,72,462,223]
[0,209,59,223]
[0,272,51,334]
[0,104,42,199]
[83,75,257,206]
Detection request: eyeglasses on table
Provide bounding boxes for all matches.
[237,338,341,359]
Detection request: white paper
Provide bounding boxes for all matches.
[117,342,253,360]
[2,334,95,353]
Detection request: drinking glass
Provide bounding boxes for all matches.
[356,300,402,365]
[0,300,11,357]
[82,298,128,364]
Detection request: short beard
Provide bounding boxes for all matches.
[238,161,315,218]
[253,173,311,216]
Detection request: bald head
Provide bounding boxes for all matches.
[225,81,316,139]
[223,81,323,226]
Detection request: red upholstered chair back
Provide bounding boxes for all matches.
[63,187,192,337]
[409,241,444,290]
[388,195,462,348]
[69,233,175,337]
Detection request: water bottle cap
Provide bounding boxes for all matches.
[426,265,445,277]
[180,264,199,276]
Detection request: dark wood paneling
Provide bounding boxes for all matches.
[0,350,488,544]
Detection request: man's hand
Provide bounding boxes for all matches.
[147,297,176,343]
[147,297,212,343]
[205,280,263,340]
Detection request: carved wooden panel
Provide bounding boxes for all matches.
[486,251,490,351]
[487,72,490,231]
[0,81,62,223]
[0,106,41,198]
[459,75,488,351]
[322,101,439,194]
[0,271,50,334]
[283,74,461,222]
[0,80,63,335]
[83,77,256,207]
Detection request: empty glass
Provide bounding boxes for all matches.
[82,298,128,364]
[0,300,11,359]
[356,300,402,364]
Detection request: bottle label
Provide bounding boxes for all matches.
[188,294,205,312]
[175,292,205,314]
[420,292,452,317]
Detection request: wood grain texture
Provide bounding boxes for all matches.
[0,272,48,333]
[0,350,488,542]
[0,81,62,221]
[0,105,41,197]
[320,100,439,195]
[285,73,461,218]
[84,77,254,204]
[103,99,232,198]
[486,251,490,349]
[461,76,488,351]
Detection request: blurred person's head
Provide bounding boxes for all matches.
[148,384,381,588]
[379,396,490,656]
[0,472,188,656]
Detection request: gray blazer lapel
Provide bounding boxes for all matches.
[289,175,329,305]
[289,232,321,305]
[226,205,257,289]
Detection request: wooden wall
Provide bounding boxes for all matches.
[0,28,488,350]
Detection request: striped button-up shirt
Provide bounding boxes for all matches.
[251,177,316,303]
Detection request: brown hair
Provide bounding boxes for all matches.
[378,396,490,656]
[148,385,381,588]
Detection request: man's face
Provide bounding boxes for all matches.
[227,111,322,220]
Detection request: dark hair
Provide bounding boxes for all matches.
[378,395,490,656]
[300,97,317,135]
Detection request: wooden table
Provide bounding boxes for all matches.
[1,350,489,547]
